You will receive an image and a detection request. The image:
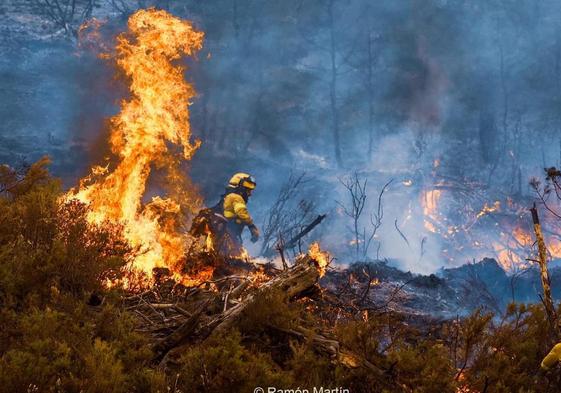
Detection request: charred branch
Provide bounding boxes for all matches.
[33,0,95,36]
[530,203,560,341]
[260,172,318,257]
[124,251,400,384]
[281,214,326,252]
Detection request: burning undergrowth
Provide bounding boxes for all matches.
[417,179,537,270]
[55,7,560,287]
[65,9,209,285]
[399,165,561,272]
[56,12,407,385]
[4,154,561,393]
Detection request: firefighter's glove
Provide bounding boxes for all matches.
[249,224,260,243]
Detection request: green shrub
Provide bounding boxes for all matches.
[177,330,292,393]
[387,341,456,393]
[0,157,129,309]
[0,158,166,393]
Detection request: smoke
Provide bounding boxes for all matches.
[4,0,561,272]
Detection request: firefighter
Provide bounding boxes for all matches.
[189,172,259,257]
[221,173,260,252]
[541,342,561,371]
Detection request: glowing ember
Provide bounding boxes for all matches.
[493,224,558,270]
[205,231,214,252]
[179,267,214,287]
[65,9,204,282]
[248,269,270,286]
[308,242,330,277]
[476,201,500,219]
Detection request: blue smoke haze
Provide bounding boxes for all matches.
[2,0,561,272]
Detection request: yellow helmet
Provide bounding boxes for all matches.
[228,172,256,190]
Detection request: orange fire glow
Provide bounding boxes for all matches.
[476,201,500,219]
[205,231,214,252]
[249,269,270,286]
[65,9,204,283]
[494,223,561,270]
[181,267,214,287]
[419,183,561,271]
[238,248,251,261]
[421,189,442,233]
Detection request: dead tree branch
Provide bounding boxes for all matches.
[282,214,326,251]
[260,172,317,257]
[338,172,367,260]
[530,203,560,341]
[365,179,393,260]
[394,219,411,249]
[33,0,95,36]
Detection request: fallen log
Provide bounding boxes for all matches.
[125,247,409,393]
[152,305,206,362]
[155,252,393,383]
[282,214,327,251]
[263,214,327,257]
[208,253,323,337]
[155,254,322,364]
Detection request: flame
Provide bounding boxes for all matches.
[548,237,561,257]
[200,220,214,253]
[421,189,442,233]
[361,310,369,322]
[65,9,204,283]
[238,248,250,261]
[493,225,561,270]
[77,18,111,55]
[225,247,251,261]
[205,231,214,252]
[179,266,214,287]
[418,182,561,271]
[308,242,330,277]
[456,383,479,393]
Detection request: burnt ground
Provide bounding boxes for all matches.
[321,258,561,320]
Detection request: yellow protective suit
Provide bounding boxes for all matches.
[223,193,254,226]
[541,342,561,370]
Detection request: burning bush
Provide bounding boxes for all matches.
[0,158,166,392]
[0,157,130,304]
[67,8,205,283]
